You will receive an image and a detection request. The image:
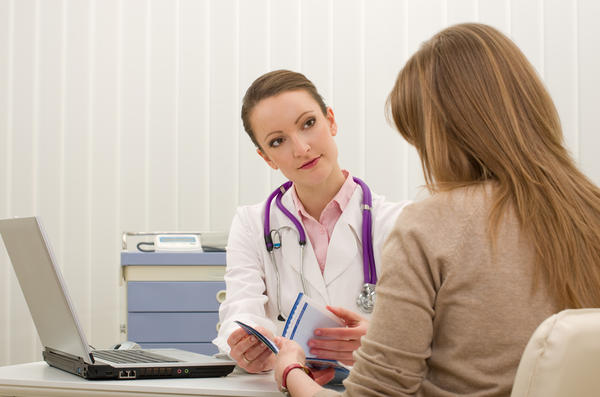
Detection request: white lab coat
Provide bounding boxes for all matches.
[212,186,411,353]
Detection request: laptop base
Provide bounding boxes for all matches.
[43,348,235,380]
[43,348,113,380]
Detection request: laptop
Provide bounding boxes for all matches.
[0,216,235,380]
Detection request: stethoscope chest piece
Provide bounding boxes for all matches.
[265,177,377,318]
[356,283,376,313]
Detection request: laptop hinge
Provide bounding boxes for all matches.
[44,346,94,364]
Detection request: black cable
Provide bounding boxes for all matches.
[136,242,155,252]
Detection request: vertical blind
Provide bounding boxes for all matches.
[1,0,599,365]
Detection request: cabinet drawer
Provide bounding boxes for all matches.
[127,281,226,312]
[141,342,218,356]
[127,312,219,343]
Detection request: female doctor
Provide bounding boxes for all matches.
[212,70,410,375]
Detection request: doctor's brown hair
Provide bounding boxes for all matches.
[387,23,600,309]
[241,70,327,150]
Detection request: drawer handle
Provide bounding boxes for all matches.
[216,290,226,303]
[216,322,221,332]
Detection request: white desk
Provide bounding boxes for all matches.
[0,362,283,397]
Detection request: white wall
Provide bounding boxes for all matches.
[1,0,599,366]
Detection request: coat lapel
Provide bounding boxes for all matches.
[271,192,330,303]
[323,188,363,286]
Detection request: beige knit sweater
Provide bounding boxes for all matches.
[316,184,558,397]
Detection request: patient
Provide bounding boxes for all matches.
[272,23,600,396]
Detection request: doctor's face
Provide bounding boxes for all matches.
[250,90,340,189]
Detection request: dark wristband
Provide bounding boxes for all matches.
[281,362,314,393]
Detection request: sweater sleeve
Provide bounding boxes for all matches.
[315,196,469,397]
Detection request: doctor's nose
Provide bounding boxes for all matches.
[291,135,310,157]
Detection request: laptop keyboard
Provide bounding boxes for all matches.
[93,349,181,364]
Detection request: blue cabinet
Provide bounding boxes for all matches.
[121,252,226,356]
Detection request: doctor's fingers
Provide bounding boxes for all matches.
[241,340,271,362]
[230,336,270,362]
[314,324,367,340]
[248,347,276,372]
[227,328,251,347]
[229,335,259,360]
[308,338,361,356]
[236,346,275,373]
[309,347,356,366]
[326,305,368,325]
[312,368,336,386]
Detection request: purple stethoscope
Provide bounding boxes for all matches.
[264,177,377,319]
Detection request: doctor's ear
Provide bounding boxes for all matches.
[257,148,279,170]
[326,107,338,137]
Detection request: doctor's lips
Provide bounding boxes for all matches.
[299,156,321,170]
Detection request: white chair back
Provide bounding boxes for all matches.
[511,309,600,397]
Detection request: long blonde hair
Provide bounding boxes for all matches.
[387,23,600,309]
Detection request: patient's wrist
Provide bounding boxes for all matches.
[280,362,313,395]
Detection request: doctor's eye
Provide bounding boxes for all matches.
[303,117,316,129]
[269,137,284,148]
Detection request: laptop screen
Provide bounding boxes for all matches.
[0,217,94,363]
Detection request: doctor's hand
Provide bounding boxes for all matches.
[308,306,369,366]
[227,326,276,373]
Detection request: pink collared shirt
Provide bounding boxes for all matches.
[291,170,357,274]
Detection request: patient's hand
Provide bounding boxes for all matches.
[308,306,369,365]
[227,326,276,373]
